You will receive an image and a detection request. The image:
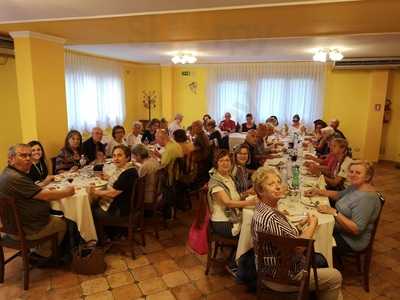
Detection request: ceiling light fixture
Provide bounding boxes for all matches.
[171,52,197,64]
[313,49,344,62]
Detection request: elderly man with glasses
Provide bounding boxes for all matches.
[0,144,75,260]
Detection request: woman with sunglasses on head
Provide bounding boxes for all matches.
[27,140,54,187]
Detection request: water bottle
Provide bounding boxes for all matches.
[79,155,87,167]
[291,164,300,190]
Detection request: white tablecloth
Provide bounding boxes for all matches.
[49,172,106,242]
[235,153,335,267]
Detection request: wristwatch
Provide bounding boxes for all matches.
[333,209,338,217]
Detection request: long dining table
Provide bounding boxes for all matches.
[235,144,336,267]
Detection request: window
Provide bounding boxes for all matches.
[65,50,125,132]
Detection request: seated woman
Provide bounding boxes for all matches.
[231,144,254,197]
[315,126,335,157]
[28,140,54,186]
[206,119,223,148]
[202,114,212,131]
[92,148,106,172]
[307,139,352,190]
[89,145,138,219]
[251,166,343,300]
[288,114,306,136]
[141,118,160,144]
[312,119,328,144]
[131,144,160,207]
[241,113,257,132]
[305,161,381,255]
[208,149,256,238]
[106,125,128,157]
[55,130,83,174]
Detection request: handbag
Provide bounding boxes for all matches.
[71,241,106,275]
[188,209,210,255]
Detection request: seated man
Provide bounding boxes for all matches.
[219,112,237,133]
[82,127,106,163]
[243,129,259,170]
[329,119,346,140]
[0,144,75,258]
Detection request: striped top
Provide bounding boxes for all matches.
[251,201,304,279]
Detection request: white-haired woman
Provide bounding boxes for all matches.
[315,126,335,157]
[251,166,343,300]
[305,161,381,255]
[127,121,143,148]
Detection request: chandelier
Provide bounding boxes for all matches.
[313,49,344,62]
[171,53,197,64]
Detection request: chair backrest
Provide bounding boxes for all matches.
[366,192,385,251]
[0,194,26,240]
[255,231,314,289]
[193,184,209,229]
[130,177,146,214]
[51,157,57,175]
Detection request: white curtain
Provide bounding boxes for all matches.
[65,50,125,132]
[207,62,325,126]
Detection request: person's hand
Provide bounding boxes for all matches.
[307,164,320,175]
[86,185,95,195]
[43,175,55,184]
[64,185,75,197]
[317,205,336,215]
[304,154,315,161]
[304,188,320,197]
[245,197,257,207]
[306,214,318,226]
[70,165,79,172]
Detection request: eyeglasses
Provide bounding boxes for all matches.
[16,152,32,159]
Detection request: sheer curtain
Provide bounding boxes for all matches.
[65,50,125,131]
[207,62,325,126]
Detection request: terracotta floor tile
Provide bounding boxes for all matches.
[140,240,164,254]
[193,277,225,295]
[183,265,207,281]
[51,270,80,289]
[131,265,159,281]
[146,290,176,300]
[111,283,143,300]
[162,271,190,288]
[81,277,110,296]
[46,285,82,300]
[207,289,235,300]
[85,289,114,300]
[157,230,175,241]
[160,239,184,248]
[125,255,151,269]
[138,277,167,295]
[107,270,134,288]
[147,250,172,264]
[165,246,190,258]
[104,255,128,275]
[174,254,201,269]
[154,259,180,275]
[171,283,203,300]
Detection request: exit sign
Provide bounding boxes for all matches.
[181,71,191,76]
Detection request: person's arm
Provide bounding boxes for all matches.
[304,187,340,201]
[299,214,318,239]
[324,175,345,188]
[213,190,256,208]
[317,205,359,235]
[90,186,122,199]
[36,175,55,188]
[33,186,75,202]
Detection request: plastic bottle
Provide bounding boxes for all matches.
[291,164,300,190]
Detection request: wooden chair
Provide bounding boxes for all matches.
[334,192,385,292]
[255,232,319,300]
[96,177,146,259]
[0,195,59,290]
[51,157,57,175]
[143,169,163,240]
[202,185,239,275]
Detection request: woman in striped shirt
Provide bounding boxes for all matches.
[251,166,343,300]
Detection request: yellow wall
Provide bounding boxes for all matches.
[381,70,400,162]
[324,68,389,161]
[0,58,22,169]
[13,36,68,161]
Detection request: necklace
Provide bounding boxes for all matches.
[33,161,44,177]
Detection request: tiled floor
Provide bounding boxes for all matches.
[1,161,399,300]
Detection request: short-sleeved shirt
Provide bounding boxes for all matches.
[335,156,352,188]
[110,168,138,216]
[138,158,160,204]
[335,186,381,251]
[219,119,237,132]
[0,166,48,233]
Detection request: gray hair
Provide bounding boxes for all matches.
[175,113,184,120]
[8,143,30,158]
[131,144,149,159]
[251,166,281,197]
[132,121,143,130]
[321,126,335,137]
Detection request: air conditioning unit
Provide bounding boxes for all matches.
[333,58,400,70]
[0,35,14,57]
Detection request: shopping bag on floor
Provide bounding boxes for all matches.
[188,209,210,255]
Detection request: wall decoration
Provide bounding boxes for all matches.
[188,81,198,94]
[142,90,157,120]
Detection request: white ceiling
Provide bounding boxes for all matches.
[66,33,400,64]
[0,0,359,23]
